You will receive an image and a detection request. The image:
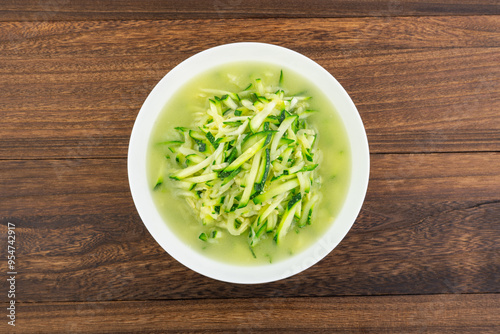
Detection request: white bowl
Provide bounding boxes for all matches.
[128,42,369,284]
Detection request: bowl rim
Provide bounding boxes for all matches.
[128,42,369,284]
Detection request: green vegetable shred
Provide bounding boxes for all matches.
[154,71,322,253]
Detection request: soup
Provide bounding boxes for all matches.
[147,62,350,265]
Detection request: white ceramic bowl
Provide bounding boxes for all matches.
[128,42,369,284]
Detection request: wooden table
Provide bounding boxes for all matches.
[1,1,499,332]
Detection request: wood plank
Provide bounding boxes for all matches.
[1,17,498,58]
[0,0,499,21]
[6,294,500,333]
[0,17,499,159]
[1,153,498,302]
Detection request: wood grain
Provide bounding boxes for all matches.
[1,6,499,331]
[0,0,500,21]
[5,294,499,333]
[1,17,498,57]
[1,153,498,302]
[0,17,499,159]
[1,0,499,21]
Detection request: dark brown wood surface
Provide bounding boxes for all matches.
[1,2,499,333]
[0,153,498,304]
[1,0,499,21]
[14,295,500,333]
[1,17,499,159]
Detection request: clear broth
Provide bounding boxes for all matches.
[147,62,351,265]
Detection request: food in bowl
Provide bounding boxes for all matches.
[128,42,369,283]
[147,62,350,265]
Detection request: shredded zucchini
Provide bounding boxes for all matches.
[155,71,322,251]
